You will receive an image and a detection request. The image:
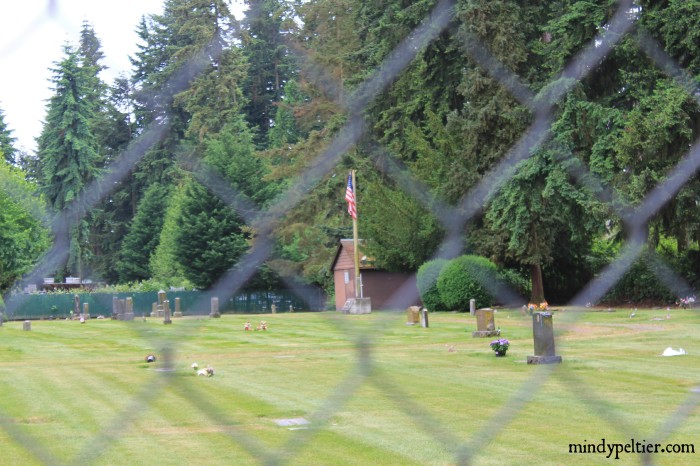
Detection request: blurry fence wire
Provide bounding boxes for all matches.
[2,0,700,464]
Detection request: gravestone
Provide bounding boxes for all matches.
[0,312,3,327]
[74,294,80,317]
[112,297,119,319]
[470,299,476,316]
[156,290,166,318]
[289,305,294,313]
[210,297,221,318]
[151,302,157,317]
[23,320,31,331]
[406,306,420,325]
[472,308,500,337]
[173,297,182,318]
[117,299,126,320]
[123,297,135,321]
[271,304,276,314]
[163,299,172,324]
[420,308,429,328]
[83,302,90,319]
[527,312,562,364]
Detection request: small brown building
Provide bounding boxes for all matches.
[330,239,420,311]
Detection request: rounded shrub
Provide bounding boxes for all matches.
[416,258,449,311]
[437,255,498,311]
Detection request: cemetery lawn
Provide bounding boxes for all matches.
[0,308,698,465]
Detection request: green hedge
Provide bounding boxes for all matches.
[437,255,498,311]
[416,259,449,311]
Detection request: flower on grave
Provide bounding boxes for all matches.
[527,301,549,314]
[677,296,695,309]
[490,338,510,354]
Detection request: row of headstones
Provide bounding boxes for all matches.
[112,292,222,323]
[407,300,562,364]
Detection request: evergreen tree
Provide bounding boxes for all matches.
[76,22,140,281]
[174,178,248,289]
[204,115,278,205]
[484,148,598,303]
[109,0,244,284]
[150,181,189,285]
[129,0,240,191]
[267,79,304,148]
[87,74,139,283]
[116,183,170,283]
[37,43,101,279]
[38,44,101,210]
[240,0,297,145]
[0,108,17,165]
[361,176,444,271]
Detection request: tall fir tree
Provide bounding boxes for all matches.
[37,43,101,279]
[0,108,18,165]
[240,0,297,146]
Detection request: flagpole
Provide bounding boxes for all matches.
[351,170,361,298]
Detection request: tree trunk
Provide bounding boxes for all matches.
[530,263,545,304]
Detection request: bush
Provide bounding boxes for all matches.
[602,255,679,305]
[437,255,498,311]
[416,259,449,311]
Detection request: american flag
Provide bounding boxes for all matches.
[345,173,357,219]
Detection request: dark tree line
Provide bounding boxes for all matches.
[1,0,699,305]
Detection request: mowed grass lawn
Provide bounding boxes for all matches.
[0,308,699,465]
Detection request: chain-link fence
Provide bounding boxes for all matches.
[1,0,699,464]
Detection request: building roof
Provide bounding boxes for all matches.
[330,239,376,271]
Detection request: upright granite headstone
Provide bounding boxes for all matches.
[472,308,500,337]
[174,297,182,318]
[74,294,80,317]
[271,304,276,314]
[123,297,135,321]
[163,299,172,324]
[420,308,429,328]
[112,297,119,319]
[118,299,126,320]
[210,297,221,318]
[23,320,31,331]
[527,312,562,364]
[470,299,476,316]
[156,290,166,318]
[83,302,90,319]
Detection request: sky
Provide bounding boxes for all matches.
[0,0,245,153]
